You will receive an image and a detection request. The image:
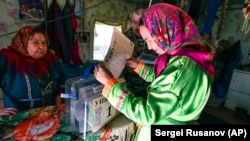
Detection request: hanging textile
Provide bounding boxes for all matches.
[62,0,74,48]
[242,0,250,34]
[62,0,81,65]
[202,0,221,35]
[18,0,45,22]
[69,2,81,65]
[47,0,71,64]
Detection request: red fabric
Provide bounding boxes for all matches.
[12,105,64,141]
[0,26,59,77]
[247,5,250,14]
[0,48,59,77]
[69,4,81,65]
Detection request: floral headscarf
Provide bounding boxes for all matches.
[141,3,214,78]
[10,26,39,56]
[0,25,59,77]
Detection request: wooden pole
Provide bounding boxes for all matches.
[216,0,228,40]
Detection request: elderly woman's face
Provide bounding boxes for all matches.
[27,33,48,59]
[139,25,165,55]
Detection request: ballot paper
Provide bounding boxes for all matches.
[103,27,134,78]
[65,28,134,140]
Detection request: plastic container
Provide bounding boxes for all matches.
[62,75,120,140]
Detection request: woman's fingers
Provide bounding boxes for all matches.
[94,64,114,85]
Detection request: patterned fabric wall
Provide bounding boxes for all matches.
[0,0,29,49]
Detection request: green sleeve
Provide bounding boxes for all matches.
[106,56,213,125]
[137,64,155,83]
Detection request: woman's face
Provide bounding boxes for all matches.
[27,32,48,59]
[139,25,165,55]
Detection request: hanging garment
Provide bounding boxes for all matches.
[62,0,81,65]
[47,0,72,64]
[69,3,81,65]
[202,0,221,34]
[18,0,45,22]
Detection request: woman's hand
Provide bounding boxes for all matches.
[94,64,114,85]
[0,108,17,116]
[126,57,140,72]
[55,95,62,106]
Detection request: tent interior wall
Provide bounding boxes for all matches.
[0,0,140,63]
[0,0,248,63]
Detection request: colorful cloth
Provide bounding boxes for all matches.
[102,3,215,141]
[68,1,81,65]
[0,26,66,111]
[18,0,45,22]
[0,105,65,141]
[47,0,71,64]
[141,3,214,78]
[0,105,135,141]
[202,0,221,34]
[105,56,214,141]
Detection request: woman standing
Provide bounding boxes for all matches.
[94,3,215,141]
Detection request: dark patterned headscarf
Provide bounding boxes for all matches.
[141,3,215,78]
[0,25,59,77]
[10,26,40,56]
